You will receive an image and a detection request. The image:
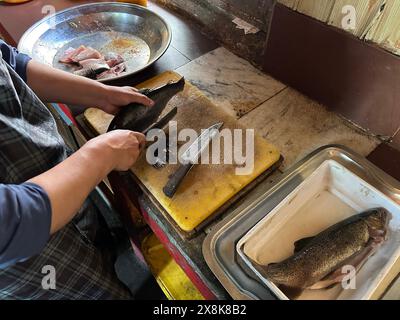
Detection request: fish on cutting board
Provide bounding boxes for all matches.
[83,71,282,234]
[261,208,390,294]
[107,77,185,133]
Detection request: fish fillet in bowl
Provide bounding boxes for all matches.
[18,2,171,82]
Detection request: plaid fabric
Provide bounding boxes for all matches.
[0,51,131,299]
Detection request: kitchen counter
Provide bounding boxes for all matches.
[1,0,399,300]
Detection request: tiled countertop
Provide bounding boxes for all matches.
[1,0,399,300]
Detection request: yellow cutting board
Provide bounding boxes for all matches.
[84,71,280,232]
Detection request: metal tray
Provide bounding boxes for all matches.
[18,2,171,82]
[202,145,400,300]
[237,160,400,300]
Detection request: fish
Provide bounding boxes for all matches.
[73,59,110,79]
[262,208,390,291]
[104,52,124,68]
[59,46,86,64]
[70,46,103,63]
[97,62,126,80]
[59,45,103,64]
[59,46,126,80]
[107,77,185,133]
[79,58,109,69]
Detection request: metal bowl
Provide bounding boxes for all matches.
[18,2,171,82]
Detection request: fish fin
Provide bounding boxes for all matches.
[308,266,348,290]
[308,277,343,290]
[293,236,315,253]
[266,262,278,267]
[279,285,303,299]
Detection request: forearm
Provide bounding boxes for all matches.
[28,142,114,234]
[26,59,108,108]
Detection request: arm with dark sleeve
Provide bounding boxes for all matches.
[0,40,31,82]
[0,40,152,113]
[0,183,51,268]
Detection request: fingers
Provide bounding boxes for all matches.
[103,130,146,171]
[124,86,153,107]
[133,92,154,107]
[131,131,146,150]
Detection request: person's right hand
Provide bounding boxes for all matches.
[84,130,146,172]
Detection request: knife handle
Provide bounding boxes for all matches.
[163,163,194,198]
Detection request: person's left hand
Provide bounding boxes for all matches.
[99,85,154,114]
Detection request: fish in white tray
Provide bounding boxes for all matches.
[262,208,391,294]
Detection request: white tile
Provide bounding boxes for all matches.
[176,47,286,118]
[239,88,380,170]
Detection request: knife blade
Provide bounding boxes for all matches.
[163,122,223,198]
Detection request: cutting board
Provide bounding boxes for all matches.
[84,71,281,233]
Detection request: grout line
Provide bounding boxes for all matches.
[173,59,191,72]
[238,86,288,118]
[171,44,193,62]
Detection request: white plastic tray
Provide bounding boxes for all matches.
[237,160,400,300]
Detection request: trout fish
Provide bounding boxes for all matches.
[263,208,390,291]
[107,77,185,133]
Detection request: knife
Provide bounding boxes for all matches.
[163,122,224,198]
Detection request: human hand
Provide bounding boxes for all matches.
[84,130,146,172]
[99,85,154,114]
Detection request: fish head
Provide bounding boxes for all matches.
[363,207,391,227]
[363,207,391,240]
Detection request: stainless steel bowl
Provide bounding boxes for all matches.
[18,2,172,82]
